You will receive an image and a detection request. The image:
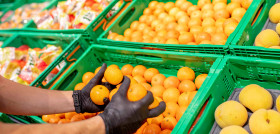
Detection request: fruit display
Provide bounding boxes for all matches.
[42,112,97,124]
[43,63,209,133]
[213,84,280,134]
[33,0,122,30]
[254,3,280,48]
[107,0,252,45]
[0,45,62,85]
[0,2,50,29]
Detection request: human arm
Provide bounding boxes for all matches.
[0,75,74,115]
[0,63,109,115]
[0,116,105,134]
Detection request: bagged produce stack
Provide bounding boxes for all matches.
[0,2,50,29]
[34,0,122,30]
[0,45,62,85]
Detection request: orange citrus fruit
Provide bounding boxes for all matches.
[241,0,253,9]
[144,68,160,83]
[147,114,164,125]
[141,82,152,91]
[108,64,119,69]
[94,66,101,74]
[74,83,86,90]
[178,80,196,93]
[195,74,208,89]
[150,85,165,98]
[82,72,95,84]
[213,2,227,11]
[151,74,166,86]
[176,106,188,121]
[70,114,85,122]
[90,85,110,105]
[195,32,211,44]
[164,2,175,12]
[104,67,123,85]
[113,35,124,41]
[180,1,193,12]
[49,116,60,124]
[226,2,241,14]
[162,87,180,103]
[166,38,179,44]
[109,88,118,101]
[161,116,178,130]
[179,32,195,44]
[214,9,230,20]
[42,115,55,122]
[163,76,180,89]
[107,33,118,40]
[65,112,77,120]
[197,0,211,8]
[188,18,202,27]
[203,26,216,35]
[133,75,147,83]
[231,7,246,18]
[148,97,160,109]
[202,17,215,27]
[160,129,172,134]
[202,10,214,19]
[130,21,140,31]
[58,119,70,124]
[178,92,191,107]
[178,16,190,26]
[132,65,147,77]
[177,67,195,81]
[163,102,179,117]
[121,64,134,76]
[127,83,147,101]
[143,124,162,134]
[224,22,238,37]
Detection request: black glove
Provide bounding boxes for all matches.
[72,63,110,113]
[99,76,166,134]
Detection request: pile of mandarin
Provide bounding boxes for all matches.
[68,64,207,134]
[107,0,252,45]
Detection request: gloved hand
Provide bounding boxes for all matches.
[72,63,112,113]
[99,76,166,134]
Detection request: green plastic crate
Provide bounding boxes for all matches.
[0,34,90,124]
[229,0,277,59]
[0,0,56,34]
[172,55,280,134]
[26,45,223,126]
[1,33,90,88]
[97,0,260,55]
[6,0,131,42]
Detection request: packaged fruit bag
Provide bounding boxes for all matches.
[43,64,208,134]
[107,0,252,45]
[0,2,50,29]
[0,45,62,85]
[34,0,123,30]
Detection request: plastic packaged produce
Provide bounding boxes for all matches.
[0,45,62,85]
[34,0,122,30]
[0,2,50,29]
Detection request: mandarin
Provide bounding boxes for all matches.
[143,124,162,134]
[135,122,148,134]
[160,129,172,134]
[141,83,152,91]
[161,117,178,130]
[195,74,208,89]
[195,32,211,44]
[133,75,147,83]
[177,67,195,81]
[90,85,110,105]
[74,83,86,90]
[151,74,166,86]
[188,18,202,27]
[178,80,196,93]
[163,102,179,117]
[132,65,147,77]
[214,9,230,20]
[163,76,180,88]
[226,2,241,14]
[70,114,85,122]
[178,32,195,44]
[121,64,134,76]
[109,88,118,101]
[163,88,180,103]
[82,72,95,84]
[144,68,160,82]
[176,106,188,121]
[58,119,70,124]
[127,83,147,101]
[150,85,165,98]
[166,38,179,44]
[104,67,123,85]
